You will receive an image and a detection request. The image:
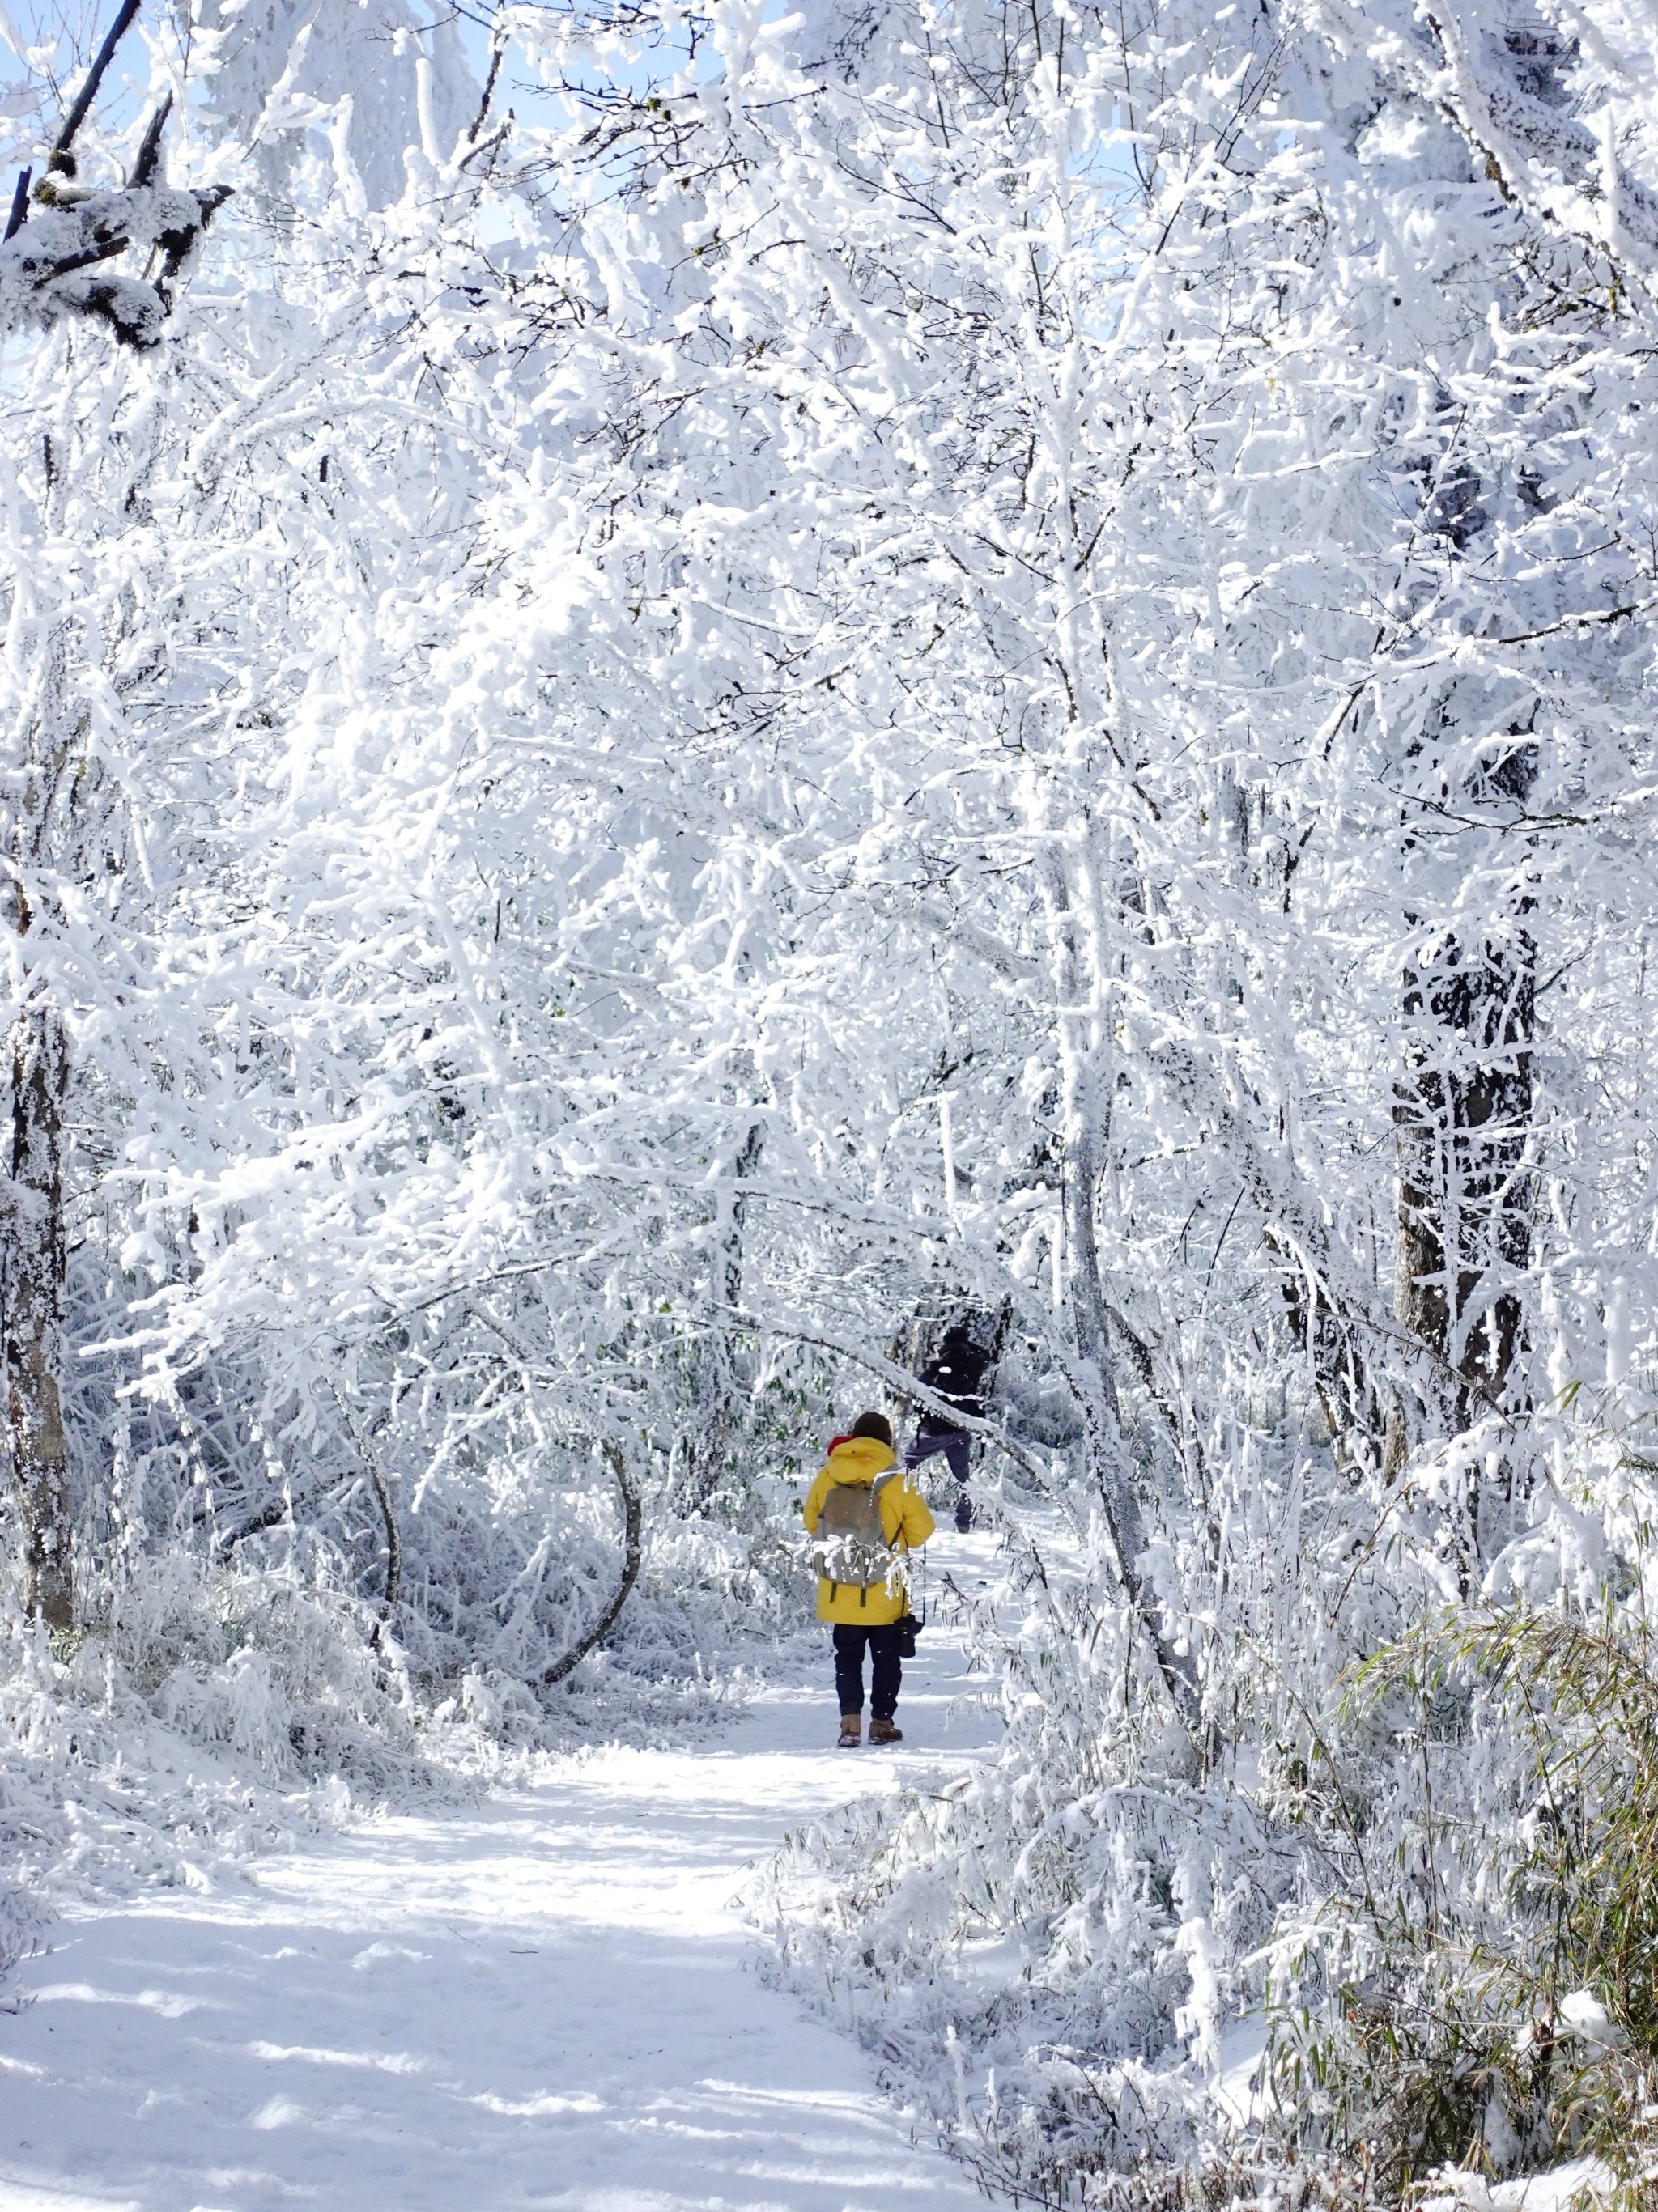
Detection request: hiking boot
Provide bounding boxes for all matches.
[869,1716,903,1745]
[838,1714,861,1747]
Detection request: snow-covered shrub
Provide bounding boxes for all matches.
[1267,1537,1658,2195]
[0,1585,357,1913]
[102,1552,428,1783]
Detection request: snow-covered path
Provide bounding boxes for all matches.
[0,1559,999,2212]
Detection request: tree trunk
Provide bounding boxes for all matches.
[1394,939,1534,1402]
[6,988,72,1631]
[1392,745,1537,1516]
[1039,834,1199,1727]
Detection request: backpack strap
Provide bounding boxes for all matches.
[871,1469,899,1543]
[871,1471,898,1607]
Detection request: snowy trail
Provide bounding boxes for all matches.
[0,1550,1001,2212]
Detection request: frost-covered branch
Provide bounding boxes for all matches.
[0,0,231,351]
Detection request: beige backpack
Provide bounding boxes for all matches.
[814,1474,897,1602]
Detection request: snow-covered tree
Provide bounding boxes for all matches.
[9,0,1658,2192]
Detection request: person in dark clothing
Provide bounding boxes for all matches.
[903,1323,997,1532]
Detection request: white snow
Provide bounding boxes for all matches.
[1209,2021,1268,2127]
[0,1590,1001,2212]
[1556,1991,1626,2054]
[1417,2157,1618,2212]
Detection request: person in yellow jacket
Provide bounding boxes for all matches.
[802,1411,935,1747]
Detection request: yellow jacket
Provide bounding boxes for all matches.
[802,1437,936,1624]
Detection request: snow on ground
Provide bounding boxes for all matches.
[0,1539,1005,2212]
[1416,2159,1619,2212]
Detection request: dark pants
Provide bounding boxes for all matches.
[905,1425,970,1484]
[906,1425,972,1529]
[833,1623,903,1718]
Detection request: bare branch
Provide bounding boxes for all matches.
[48,0,143,178]
[542,1444,644,1685]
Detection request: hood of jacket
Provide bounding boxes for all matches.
[823,1436,895,1486]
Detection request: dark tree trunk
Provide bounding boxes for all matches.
[1393,745,1537,1467]
[1395,933,1534,1412]
[6,989,72,1630]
